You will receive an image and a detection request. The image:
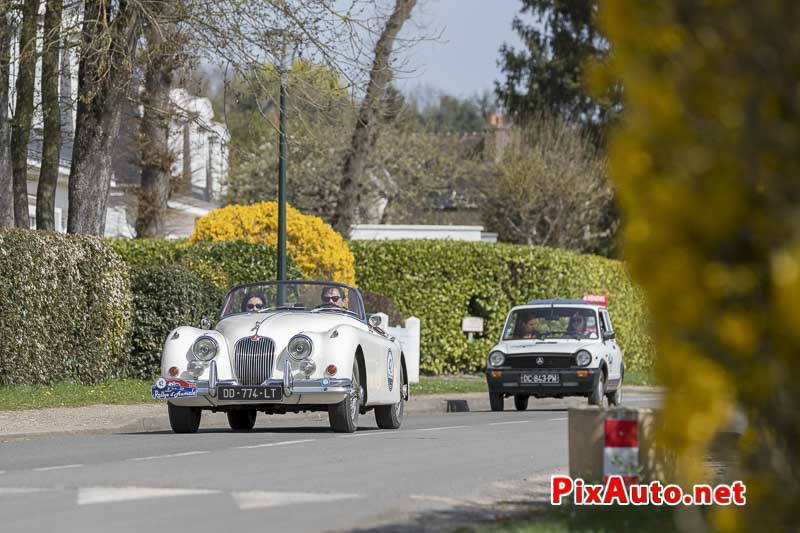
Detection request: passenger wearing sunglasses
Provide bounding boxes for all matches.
[320,286,346,309]
[241,292,267,313]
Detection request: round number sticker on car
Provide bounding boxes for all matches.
[387,350,395,391]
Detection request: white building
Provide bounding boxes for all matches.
[350,224,498,243]
[7,6,229,237]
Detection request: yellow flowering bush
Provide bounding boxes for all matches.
[188,202,355,285]
[595,1,800,531]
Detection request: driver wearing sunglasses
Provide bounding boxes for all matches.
[241,292,267,313]
[320,286,346,308]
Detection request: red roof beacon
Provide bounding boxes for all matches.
[582,293,609,307]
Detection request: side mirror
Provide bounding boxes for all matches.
[603,331,615,341]
[200,317,213,330]
[369,314,382,327]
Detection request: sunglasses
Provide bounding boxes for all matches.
[246,303,265,310]
[322,295,341,303]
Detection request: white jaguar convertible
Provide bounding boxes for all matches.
[151,280,408,434]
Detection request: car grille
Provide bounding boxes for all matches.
[234,337,275,385]
[505,354,575,369]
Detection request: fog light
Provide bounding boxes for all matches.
[577,370,588,378]
[491,370,502,378]
[326,364,337,376]
[187,360,204,377]
[299,360,316,376]
[168,366,179,377]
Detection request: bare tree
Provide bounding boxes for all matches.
[0,0,13,227]
[135,1,187,237]
[67,0,142,235]
[10,0,39,228]
[36,0,62,231]
[481,114,616,254]
[330,0,417,236]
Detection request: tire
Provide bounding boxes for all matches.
[489,392,504,412]
[227,409,257,431]
[588,371,606,407]
[168,403,201,434]
[513,394,529,411]
[329,359,361,433]
[607,368,623,407]
[375,364,405,429]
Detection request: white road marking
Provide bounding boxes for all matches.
[127,451,209,462]
[409,494,475,506]
[546,417,568,421]
[32,464,83,472]
[232,491,360,510]
[488,420,531,426]
[235,439,315,449]
[0,488,53,495]
[339,432,384,438]
[0,471,6,475]
[415,425,471,432]
[78,487,220,505]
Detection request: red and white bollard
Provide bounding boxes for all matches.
[603,411,638,484]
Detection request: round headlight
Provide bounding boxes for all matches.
[488,351,505,368]
[288,335,313,360]
[192,336,218,361]
[576,350,592,366]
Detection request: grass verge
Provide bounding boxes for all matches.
[0,371,656,411]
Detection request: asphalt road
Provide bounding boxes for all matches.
[0,392,661,533]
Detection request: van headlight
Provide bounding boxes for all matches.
[288,335,313,360]
[488,351,505,368]
[575,350,592,367]
[192,336,218,361]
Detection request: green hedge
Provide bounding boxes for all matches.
[0,229,133,385]
[351,241,653,374]
[127,264,221,379]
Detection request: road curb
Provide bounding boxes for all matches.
[1,386,664,439]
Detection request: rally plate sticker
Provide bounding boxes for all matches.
[151,377,198,400]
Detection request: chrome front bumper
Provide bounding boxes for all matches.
[189,360,353,398]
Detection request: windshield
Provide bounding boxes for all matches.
[503,306,598,341]
[220,281,365,320]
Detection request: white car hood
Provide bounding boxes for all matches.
[497,339,596,355]
[216,311,365,343]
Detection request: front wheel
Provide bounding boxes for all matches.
[375,365,405,429]
[227,409,257,431]
[513,394,529,411]
[168,403,201,434]
[588,372,606,407]
[329,359,361,433]
[489,392,504,412]
[607,370,623,406]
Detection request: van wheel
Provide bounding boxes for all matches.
[489,392,504,412]
[513,395,529,411]
[329,359,360,433]
[168,403,201,434]
[588,372,606,407]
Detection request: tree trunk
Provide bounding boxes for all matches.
[135,7,176,238]
[10,0,40,228]
[330,0,416,237]
[67,0,141,236]
[36,0,62,231]
[0,0,13,227]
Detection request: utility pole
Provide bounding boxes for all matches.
[277,44,288,282]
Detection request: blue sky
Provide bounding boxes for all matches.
[396,0,527,99]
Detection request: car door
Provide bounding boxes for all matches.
[601,309,623,384]
[359,322,399,405]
